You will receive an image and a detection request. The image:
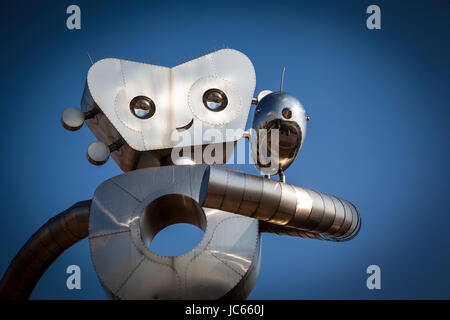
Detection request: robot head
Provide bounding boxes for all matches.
[85,49,255,151]
[62,49,256,170]
[62,50,308,175]
[250,89,308,176]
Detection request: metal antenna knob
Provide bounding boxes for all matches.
[257,90,272,102]
[87,141,110,166]
[61,107,85,131]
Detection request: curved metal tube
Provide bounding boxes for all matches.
[0,200,91,300]
[0,164,359,300]
[258,221,360,242]
[201,166,360,241]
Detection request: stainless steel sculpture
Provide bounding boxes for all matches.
[0,49,360,300]
[78,49,256,170]
[250,91,308,179]
[89,165,260,299]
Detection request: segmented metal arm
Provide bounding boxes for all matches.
[201,166,360,241]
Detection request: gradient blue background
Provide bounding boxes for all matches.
[0,0,449,299]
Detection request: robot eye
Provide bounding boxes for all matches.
[282,108,292,119]
[202,88,228,112]
[130,96,156,119]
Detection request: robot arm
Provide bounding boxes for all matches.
[0,201,91,300]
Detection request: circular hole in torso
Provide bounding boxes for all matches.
[140,194,206,257]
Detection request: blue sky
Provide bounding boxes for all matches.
[0,0,449,299]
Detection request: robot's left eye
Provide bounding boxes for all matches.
[202,88,228,112]
[130,96,156,119]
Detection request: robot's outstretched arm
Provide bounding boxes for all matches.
[201,166,360,241]
[0,201,91,300]
[0,164,360,300]
[259,220,360,242]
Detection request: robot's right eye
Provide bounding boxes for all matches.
[130,96,156,119]
[282,108,292,119]
[202,88,228,112]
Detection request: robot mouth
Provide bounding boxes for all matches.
[176,118,194,132]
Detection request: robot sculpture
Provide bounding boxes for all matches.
[0,49,360,300]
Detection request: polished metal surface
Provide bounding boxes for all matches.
[1,49,361,301]
[87,141,110,166]
[129,96,156,119]
[89,165,260,300]
[203,88,228,112]
[78,49,256,171]
[201,166,360,241]
[257,90,272,102]
[61,107,85,131]
[90,164,360,300]
[250,91,308,176]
